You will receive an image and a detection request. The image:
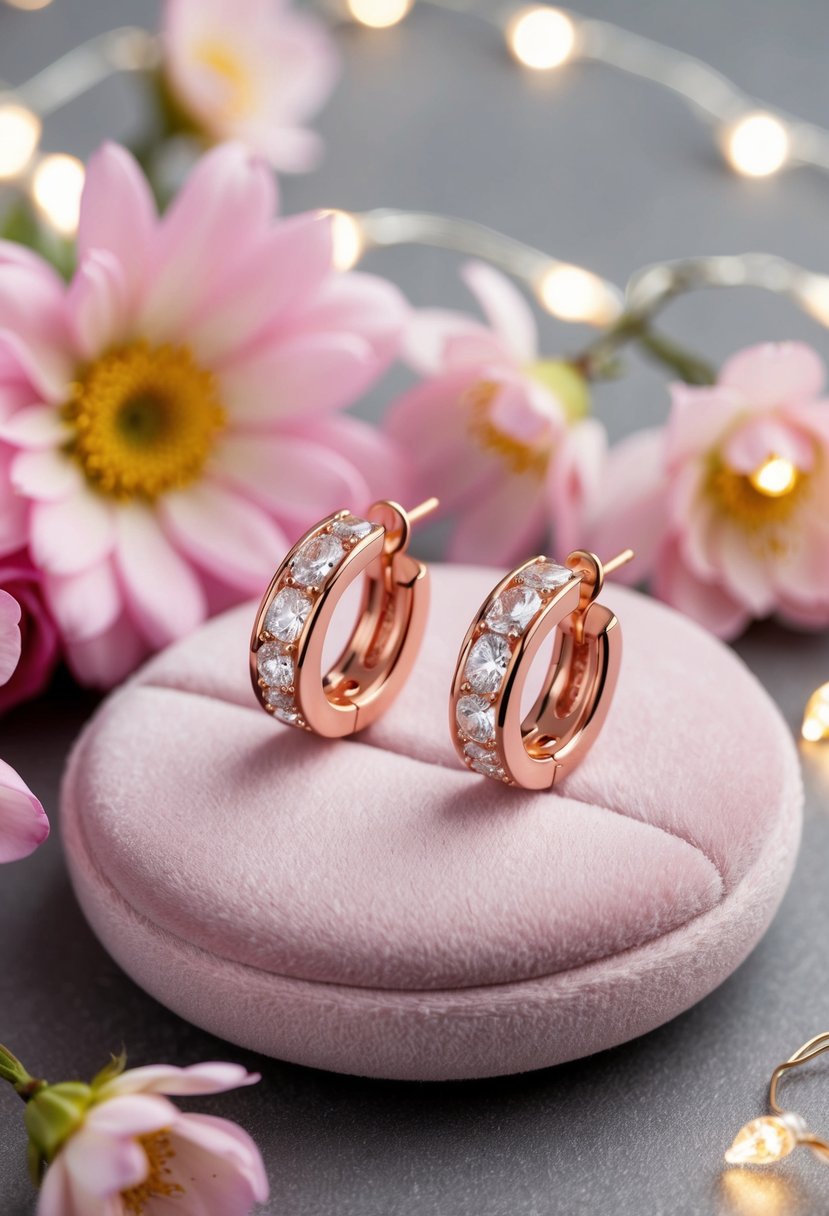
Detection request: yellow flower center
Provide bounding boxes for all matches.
[464,361,589,476]
[193,40,257,121]
[707,452,810,554]
[121,1130,184,1214]
[63,341,225,501]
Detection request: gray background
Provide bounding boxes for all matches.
[2,1,829,1212]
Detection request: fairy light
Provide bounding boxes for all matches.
[3,0,53,8]
[748,455,799,498]
[536,263,620,325]
[725,112,790,178]
[347,0,413,29]
[507,7,577,71]
[31,154,85,236]
[802,683,829,743]
[0,102,42,180]
[325,209,365,271]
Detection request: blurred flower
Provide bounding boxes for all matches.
[0,591,49,860]
[0,1046,268,1214]
[0,553,60,714]
[591,342,829,638]
[161,0,339,172]
[0,141,407,687]
[384,261,606,563]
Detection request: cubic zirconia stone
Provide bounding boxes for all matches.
[291,534,345,587]
[465,632,510,694]
[264,587,312,643]
[332,514,372,540]
[257,643,294,689]
[464,742,504,778]
[456,695,495,743]
[266,689,300,724]
[485,586,541,635]
[521,561,572,592]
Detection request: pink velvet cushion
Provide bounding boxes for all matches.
[62,565,802,1080]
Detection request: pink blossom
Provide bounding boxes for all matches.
[0,590,49,860]
[37,1062,267,1215]
[162,0,340,172]
[384,261,606,564]
[0,141,408,687]
[590,342,829,638]
[0,553,60,713]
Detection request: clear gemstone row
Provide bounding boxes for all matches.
[256,514,376,727]
[455,559,574,781]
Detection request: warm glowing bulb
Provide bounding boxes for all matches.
[324,209,365,272]
[802,683,829,743]
[31,154,85,236]
[725,113,790,178]
[536,263,619,325]
[507,6,576,71]
[0,103,42,181]
[748,455,799,498]
[725,1118,797,1166]
[3,0,53,8]
[347,0,412,28]
[800,277,829,328]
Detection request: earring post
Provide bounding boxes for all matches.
[603,548,635,576]
[407,497,440,526]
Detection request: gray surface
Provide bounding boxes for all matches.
[2,1,829,1212]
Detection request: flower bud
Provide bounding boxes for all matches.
[24,1081,92,1168]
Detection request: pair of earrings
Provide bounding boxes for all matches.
[249,500,632,790]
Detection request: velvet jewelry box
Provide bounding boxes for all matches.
[62,565,802,1081]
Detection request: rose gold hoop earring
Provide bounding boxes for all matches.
[450,548,634,789]
[251,499,438,737]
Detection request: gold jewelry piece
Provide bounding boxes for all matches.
[725,1033,829,1166]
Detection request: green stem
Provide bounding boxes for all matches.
[0,1044,45,1101]
[572,311,716,386]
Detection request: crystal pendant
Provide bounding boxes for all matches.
[724,1117,799,1165]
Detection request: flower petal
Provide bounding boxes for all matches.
[719,341,825,407]
[220,331,377,422]
[188,212,333,364]
[169,1113,269,1207]
[63,1127,148,1197]
[160,483,286,593]
[710,521,777,617]
[37,1154,74,1216]
[722,416,815,474]
[84,1094,178,1137]
[114,505,207,648]
[665,382,746,466]
[140,143,276,344]
[0,588,21,685]
[77,142,156,309]
[402,308,500,375]
[66,250,130,360]
[548,417,608,556]
[299,414,413,506]
[587,427,668,583]
[44,561,121,644]
[292,271,408,368]
[653,537,750,640]
[448,468,547,566]
[64,613,147,689]
[461,261,538,363]
[103,1062,260,1099]
[212,432,369,528]
[0,757,49,862]
[0,404,72,449]
[0,264,72,401]
[12,448,85,501]
[30,492,115,576]
[0,448,28,558]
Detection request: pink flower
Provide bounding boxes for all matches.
[0,590,49,861]
[0,141,407,687]
[161,0,339,172]
[384,261,606,564]
[0,553,60,713]
[36,1062,267,1214]
[590,342,829,638]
